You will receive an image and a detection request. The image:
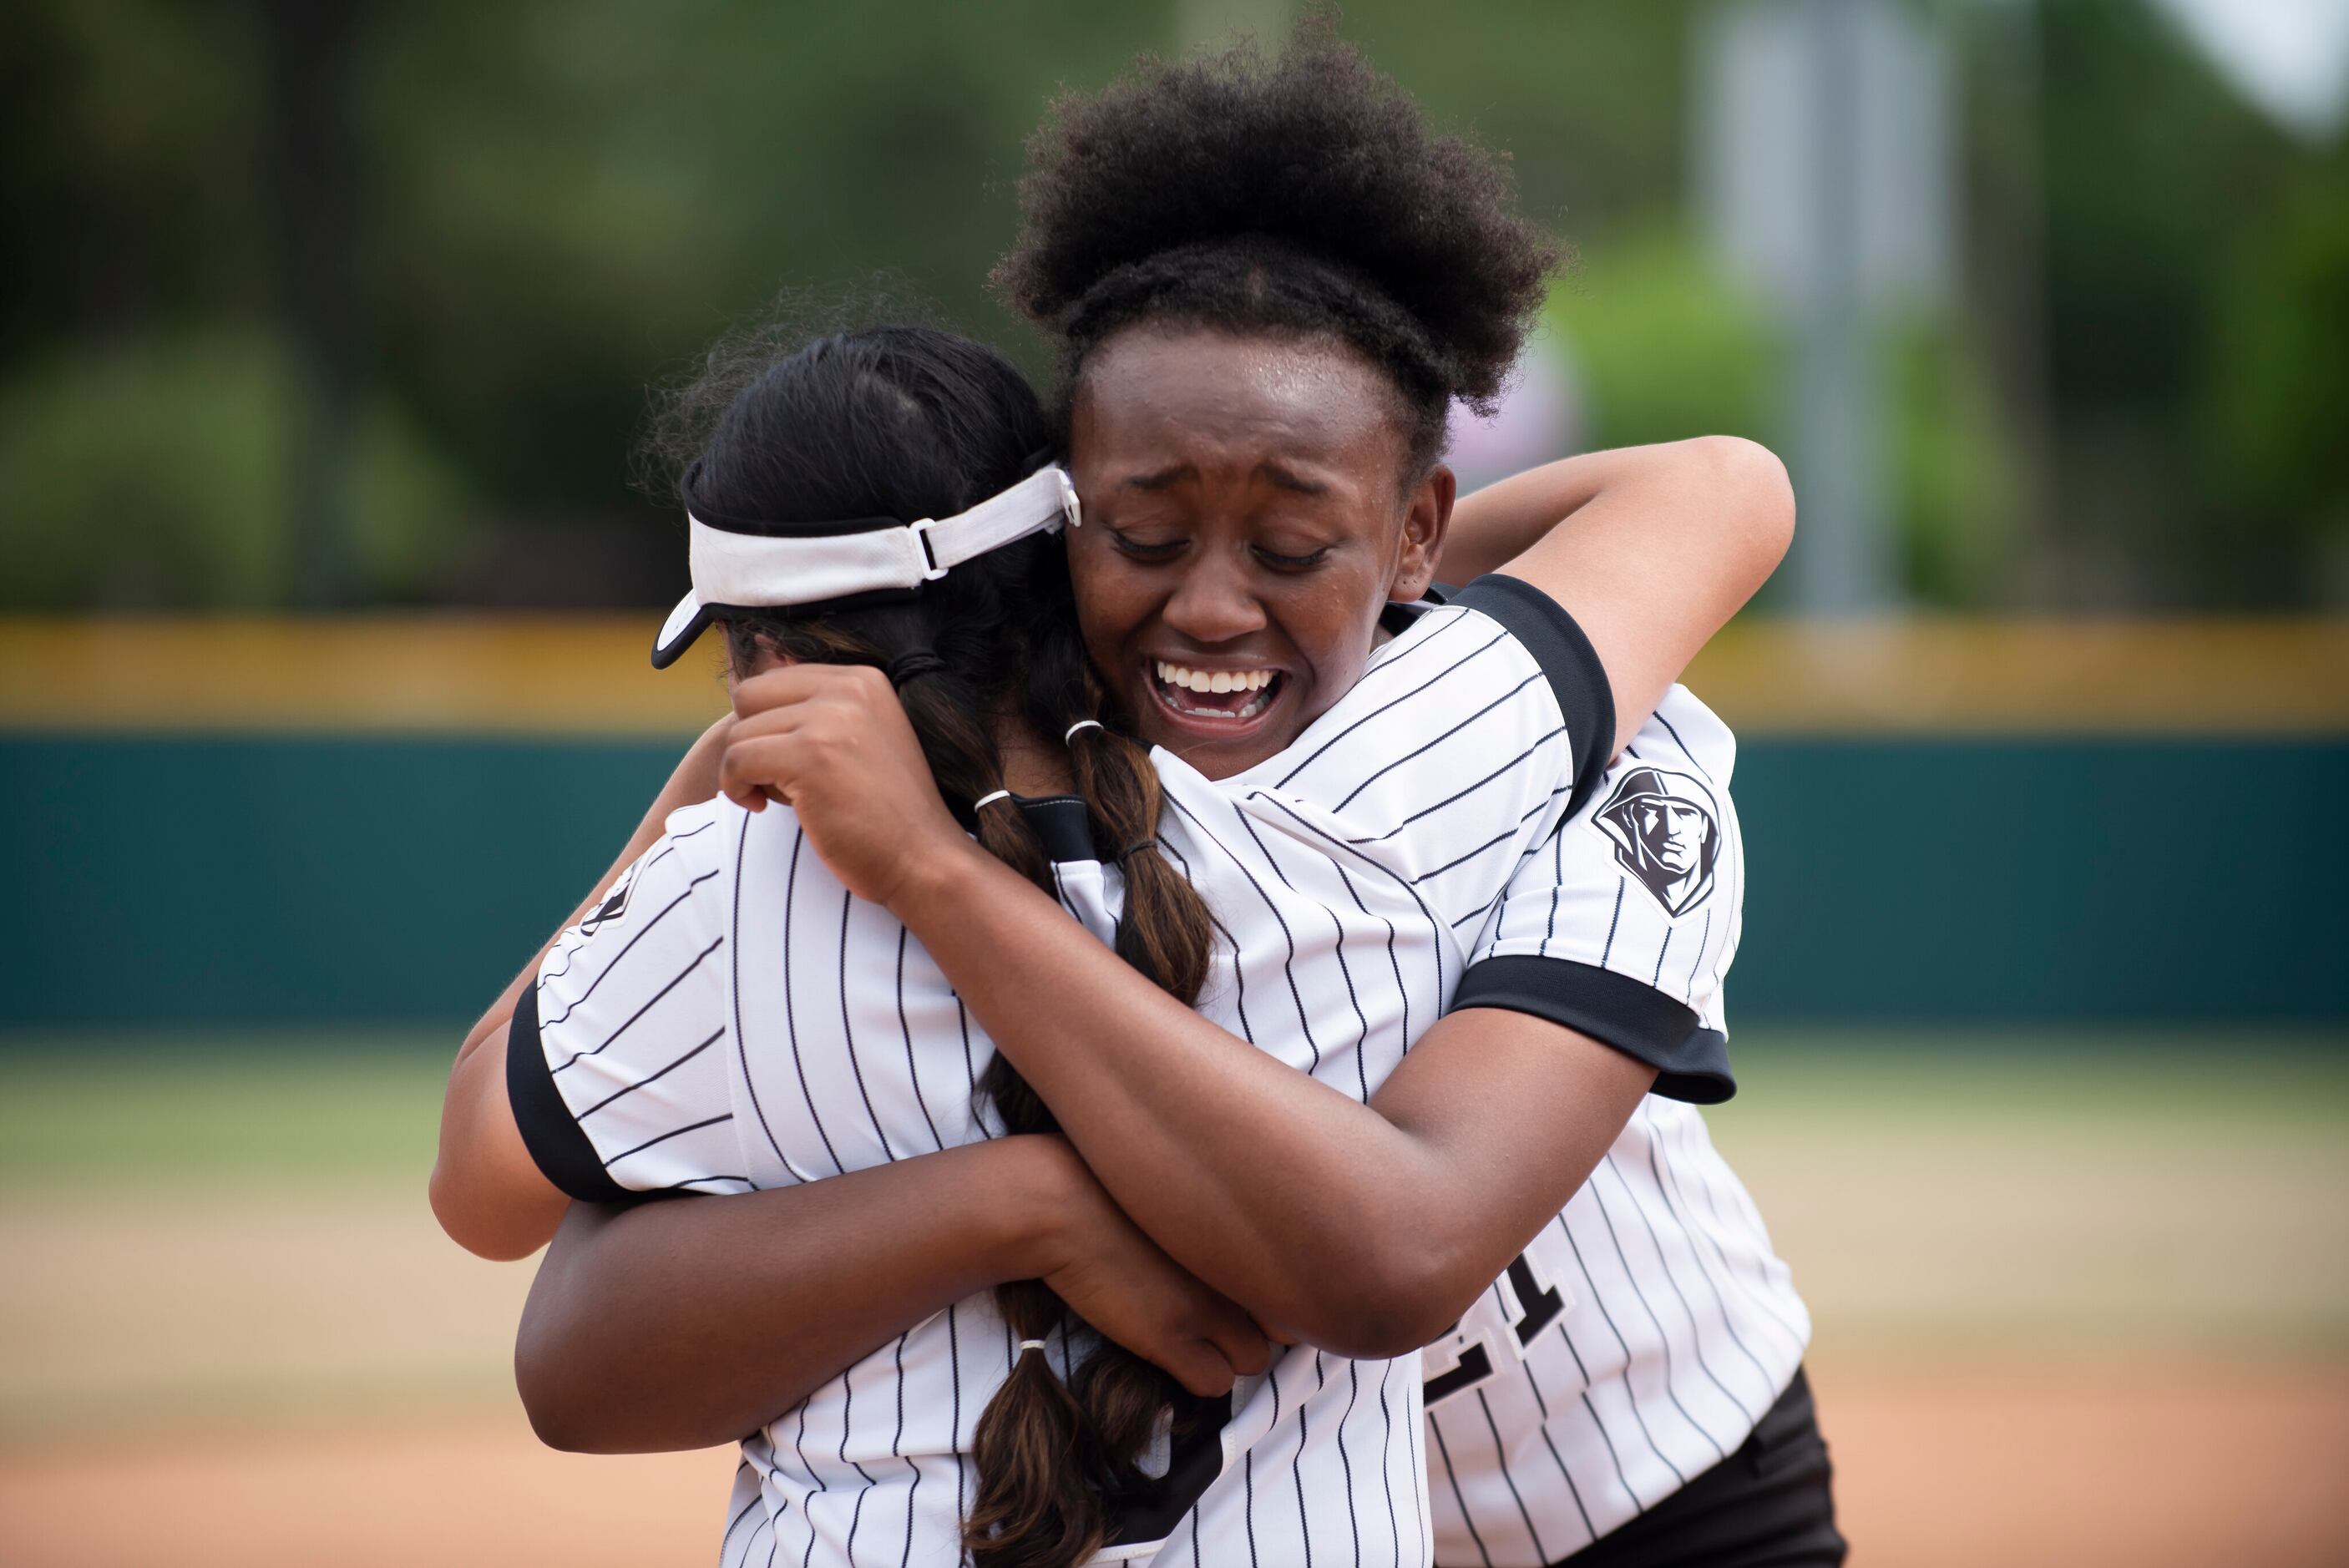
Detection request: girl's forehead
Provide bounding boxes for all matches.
[1069,329,1407,470]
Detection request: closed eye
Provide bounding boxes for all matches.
[1109,530,1186,562]
[1253,544,1331,570]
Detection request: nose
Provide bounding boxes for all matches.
[1161,546,1267,646]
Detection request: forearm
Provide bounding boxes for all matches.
[1437,452,1620,584]
[893,845,1495,1353]
[431,716,733,1259]
[516,1136,1081,1453]
[1446,439,1795,755]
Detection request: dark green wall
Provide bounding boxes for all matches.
[3,735,2342,1027]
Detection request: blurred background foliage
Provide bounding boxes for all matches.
[2,0,2344,611]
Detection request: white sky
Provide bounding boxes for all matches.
[2149,0,2349,140]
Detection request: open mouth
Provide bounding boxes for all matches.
[1148,660,1284,726]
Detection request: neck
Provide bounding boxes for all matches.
[995,716,1071,797]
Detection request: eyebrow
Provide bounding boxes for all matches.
[1122,464,1196,492]
[1258,462,1329,496]
[1117,460,1331,496]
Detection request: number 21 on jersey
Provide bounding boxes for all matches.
[1423,1249,1572,1407]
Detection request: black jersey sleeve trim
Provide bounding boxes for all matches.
[1450,953,1735,1105]
[1449,575,1617,819]
[506,981,632,1202]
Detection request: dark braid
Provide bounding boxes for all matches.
[660,313,1220,1568]
[961,539,1218,1568]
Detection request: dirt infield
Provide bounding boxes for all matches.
[4,1041,2341,1565]
[1,1361,2342,1567]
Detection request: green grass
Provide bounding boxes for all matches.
[2,1026,2343,1190]
[0,1034,453,1191]
[0,1026,2342,1445]
[1718,1027,2349,1127]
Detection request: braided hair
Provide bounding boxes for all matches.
[964,28,1560,1558]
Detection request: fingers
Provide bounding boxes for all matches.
[1212,1315,1275,1379]
[1162,1341,1240,1399]
[731,662,895,720]
[717,735,805,811]
[728,665,833,717]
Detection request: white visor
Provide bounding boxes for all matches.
[651,464,1080,668]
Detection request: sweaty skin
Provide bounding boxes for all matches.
[1062,329,1450,778]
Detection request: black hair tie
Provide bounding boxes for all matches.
[1114,838,1158,867]
[887,650,949,689]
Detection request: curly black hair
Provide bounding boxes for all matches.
[992,18,1560,475]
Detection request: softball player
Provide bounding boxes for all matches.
[439,341,1783,1568]
[510,566,1633,1568]
[446,33,1834,1568]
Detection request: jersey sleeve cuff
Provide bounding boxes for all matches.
[1450,953,1735,1105]
[1448,574,1617,817]
[504,980,632,1202]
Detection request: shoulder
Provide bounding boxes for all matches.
[1630,685,1738,789]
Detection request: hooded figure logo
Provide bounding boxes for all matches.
[1595,766,1720,917]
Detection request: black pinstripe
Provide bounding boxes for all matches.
[778,834,848,1178]
[1554,1216,1688,1486]
[1583,1176,1737,1456]
[1273,619,1496,787]
[1633,1124,1782,1388]
[1429,1414,1494,1567]
[572,1028,722,1121]
[732,813,794,1182]
[539,862,713,1019]
[547,934,722,1074]
[1476,1386,1548,1563]
[1602,1152,1761,1419]
[835,892,899,1163]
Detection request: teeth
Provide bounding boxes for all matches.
[1154,661,1275,694]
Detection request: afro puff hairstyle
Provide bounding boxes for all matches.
[992,18,1559,475]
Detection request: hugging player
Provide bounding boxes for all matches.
[433,33,1837,1568]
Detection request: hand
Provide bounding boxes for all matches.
[1033,1146,1273,1398]
[719,665,979,908]
[675,711,737,803]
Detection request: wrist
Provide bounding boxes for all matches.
[879,828,1002,928]
[981,1133,1098,1281]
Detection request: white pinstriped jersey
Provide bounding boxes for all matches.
[1427,689,1809,1567]
[509,577,1623,1568]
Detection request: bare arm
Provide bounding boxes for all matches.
[1440,437,1794,756]
[879,842,1653,1356]
[716,439,1786,1354]
[515,1135,1270,1453]
[429,715,733,1261]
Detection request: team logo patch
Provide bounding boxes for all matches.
[580,871,635,935]
[1596,765,1721,917]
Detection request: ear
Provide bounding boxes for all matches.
[1388,463,1456,603]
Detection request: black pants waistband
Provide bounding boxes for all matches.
[1549,1366,1846,1568]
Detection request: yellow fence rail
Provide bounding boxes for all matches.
[4,615,2346,736]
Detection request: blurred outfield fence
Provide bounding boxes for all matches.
[3,617,2345,1030]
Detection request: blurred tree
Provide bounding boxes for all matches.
[260,0,362,605]
[2203,157,2349,600]
[2,0,2344,609]
[2024,0,2344,606]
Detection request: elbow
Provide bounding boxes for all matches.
[509,1240,608,1453]
[427,1162,542,1263]
[1693,435,1796,585]
[514,1306,612,1453]
[1290,1243,1487,1362]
